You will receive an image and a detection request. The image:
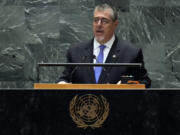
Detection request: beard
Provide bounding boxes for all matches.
[95,36,105,43]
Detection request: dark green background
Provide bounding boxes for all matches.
[0,0,180,88]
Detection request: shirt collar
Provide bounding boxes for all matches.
[94,34,115,49]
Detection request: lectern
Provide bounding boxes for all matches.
[32,83,146,134]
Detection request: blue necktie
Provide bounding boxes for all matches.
[94,45,106,83]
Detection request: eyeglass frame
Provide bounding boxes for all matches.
[93,17,113,25]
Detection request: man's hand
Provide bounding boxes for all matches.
[57,81,71,84]
[117,80,122,84]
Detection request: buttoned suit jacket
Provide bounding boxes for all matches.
[58,37,151,88]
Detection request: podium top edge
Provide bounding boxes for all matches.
[34,83,146,90]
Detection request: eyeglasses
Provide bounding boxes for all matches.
[93,17,112,25]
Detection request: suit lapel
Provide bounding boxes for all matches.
[82,37,123,84]
[83,39,96,83]
[98,37,121,83]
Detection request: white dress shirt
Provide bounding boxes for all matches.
[93,34,115,63]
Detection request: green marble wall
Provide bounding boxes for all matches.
[0,0,180,88]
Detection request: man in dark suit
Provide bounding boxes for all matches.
[58,4,151,88]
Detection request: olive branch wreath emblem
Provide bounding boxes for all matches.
[69,94,109,129]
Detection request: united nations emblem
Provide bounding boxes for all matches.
[69,94,109,129]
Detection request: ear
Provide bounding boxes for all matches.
[114,20,118,28]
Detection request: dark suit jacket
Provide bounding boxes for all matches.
[58,37,151,88]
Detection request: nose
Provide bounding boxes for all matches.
[97,19,102,26]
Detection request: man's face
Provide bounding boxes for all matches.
[93,9,118,44]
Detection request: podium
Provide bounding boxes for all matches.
[32,83,146,133]
[34,83,146,89]
[1,86,180,135]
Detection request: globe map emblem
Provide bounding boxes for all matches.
[70,94,109,129]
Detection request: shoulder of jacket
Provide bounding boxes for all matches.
[117,39,140,51]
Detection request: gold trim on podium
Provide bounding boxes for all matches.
[34,83,145,89]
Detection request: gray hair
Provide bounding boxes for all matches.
[94,4,118,21]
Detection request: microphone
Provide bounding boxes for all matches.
[93,54,106,71]
[69,55,87,83]
[93,54,100,63]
